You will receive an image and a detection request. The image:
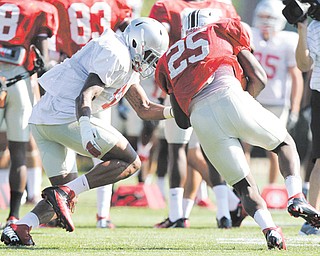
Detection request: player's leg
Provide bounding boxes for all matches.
[154,116,192,228]
[26,135,42,204]
[190,83,286,249]
[155,137,168,199]
[4,66,33,224]
[94,158,115,229]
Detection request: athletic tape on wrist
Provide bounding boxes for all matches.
[163,106,174,119]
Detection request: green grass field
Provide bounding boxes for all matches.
[0,157,319,256]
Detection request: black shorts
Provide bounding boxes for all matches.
[311,90,320,161]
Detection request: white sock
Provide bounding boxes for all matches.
[137,141,153,162]
[253,209,277,230]
[27,167,42,202]
[168,187,184,222]
[144,174,153,185]
[228,188,240,211]
[157,177,166,199]
[96,184,112,219]
[65,174,90,195]
[284,175,302,198]
[196,180,208,201]
[213,185,230,220]
[303,181,310,190]
[17,212,40,229]
[183,198,194,219]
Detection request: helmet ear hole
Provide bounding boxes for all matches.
[132,39,137,48]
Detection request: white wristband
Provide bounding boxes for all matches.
[163,106,174,119]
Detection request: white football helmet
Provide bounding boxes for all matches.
[182,9,220,37]
[252,0,287,33]
[123,17,169,78]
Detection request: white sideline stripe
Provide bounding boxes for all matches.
[217,237,320,247]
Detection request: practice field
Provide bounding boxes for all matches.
[0,158,319,256]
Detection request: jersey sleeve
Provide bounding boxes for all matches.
[149,2,170,25]
[155,57,171,95]
[216,18,251,55]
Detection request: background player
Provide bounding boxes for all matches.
[242,0,303,185]
[0,0,58,226]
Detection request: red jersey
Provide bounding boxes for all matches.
[44,0,132,57]
[149,0,239,46]
[0,0,58,70]
[155,18,251,116]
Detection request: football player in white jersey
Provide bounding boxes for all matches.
[1,17,171,246]
[243,0,303,185]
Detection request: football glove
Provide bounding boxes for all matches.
[79,116,102,157]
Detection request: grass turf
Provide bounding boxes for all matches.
[0,157,317,255]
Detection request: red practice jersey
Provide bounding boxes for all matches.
[44,0,132,57]
[0,0,58,70]
[155,18,251,116]
[149,0,239,46]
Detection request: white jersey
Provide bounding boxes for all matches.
[251,28,298,106]
[307,20,320,92]
[29,28,140,125]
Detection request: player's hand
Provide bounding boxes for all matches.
[79,116,102,157]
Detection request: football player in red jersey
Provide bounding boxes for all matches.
[41,0,132,229]
[155,9,320,250]
[0,0,58,226]
[150,0,242,229]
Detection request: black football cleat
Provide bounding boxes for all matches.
[216,216,232,229]
[1,224,35,246]
[287,195,320,228]
[263,227,286,250]
[41,186,76,232]
[154,218,185,228]
[230,202,248,227]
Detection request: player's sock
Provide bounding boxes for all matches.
[228,188,240,212]
[285,175,303,198]
[182,198,194,219]
[27,167,42,203]
[64,174,89,195]
[254,209,277,230]
[168,187,184,222]
[17,212,40,229]
[96,184,113,218]
[196,180,208,201]
[213,185,230,220]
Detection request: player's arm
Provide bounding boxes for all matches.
[237,49,267,98]
[289,66,303,115]
[76,73,104,120]
[296,20,313,72]
[125,83,173,120]
[75,73,105,157]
